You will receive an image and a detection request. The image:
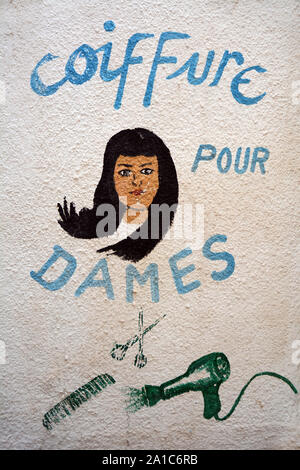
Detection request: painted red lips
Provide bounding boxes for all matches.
[131,190,144,196]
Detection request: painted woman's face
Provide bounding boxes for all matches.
[114,154,159,210]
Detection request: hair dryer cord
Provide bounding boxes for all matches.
[215,371,298,421]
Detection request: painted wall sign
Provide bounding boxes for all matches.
[30,21,267,109]
[1,0,299,451]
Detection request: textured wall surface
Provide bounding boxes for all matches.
[0,0,299,450]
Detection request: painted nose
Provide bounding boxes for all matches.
[131,173,143,187]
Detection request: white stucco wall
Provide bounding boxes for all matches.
[0,0,299,450]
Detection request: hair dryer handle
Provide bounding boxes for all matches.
[202,384,221,419]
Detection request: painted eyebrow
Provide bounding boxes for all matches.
[140,162,154,167]
[117,163,133,167]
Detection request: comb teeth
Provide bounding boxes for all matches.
[43,373,116,430]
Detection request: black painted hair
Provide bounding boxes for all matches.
[57,128,178,262]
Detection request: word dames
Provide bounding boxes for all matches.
[30,234,235,303]
[30,21,267,109]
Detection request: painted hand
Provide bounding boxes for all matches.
[57,197,80,236]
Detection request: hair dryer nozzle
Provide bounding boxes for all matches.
[143,385,162,407]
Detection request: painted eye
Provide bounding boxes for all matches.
[118,169,131,177]
[141,168,153,175]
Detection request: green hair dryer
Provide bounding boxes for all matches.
[126,352,297,420]
[143,352,230,419]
